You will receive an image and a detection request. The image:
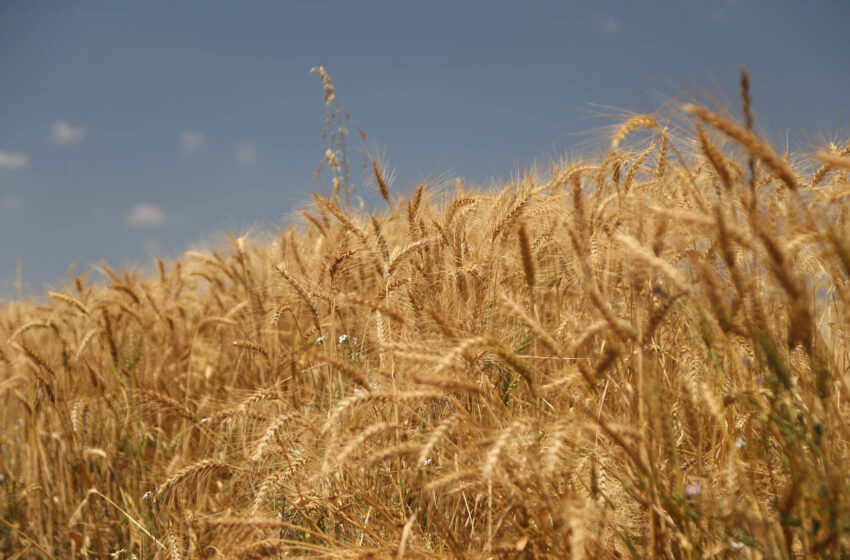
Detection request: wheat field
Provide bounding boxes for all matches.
[2,70,850,558]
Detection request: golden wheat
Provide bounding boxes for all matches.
[2,72,850,558]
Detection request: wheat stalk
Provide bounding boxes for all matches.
[684,103,798,190]
[156,460,231,501]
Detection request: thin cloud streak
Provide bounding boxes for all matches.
[181,131,206,154]
[0,196,23,210]
[126,203,166,227]
[0,150,27,170]
[51,121,87,143]
[236,142,256,165]
[602,17,620,33]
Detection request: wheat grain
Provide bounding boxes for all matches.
[372,159,390,204]
[323,422,397,476]
[322,390,446,434]
[252,412,302,463]
[137,389,198,423]
[310,351,370,390]
[156,460,231,501]
[684,103,798,190]
[47,291,89,315]
[610,114,658,149]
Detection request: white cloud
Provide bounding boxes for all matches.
[126,203,166,227]
[0,196,23,210]
[51,121,87,143]
[235,142,256,165]
[181,131,206,154]
[0,150,27,170]
[602,17,620,33]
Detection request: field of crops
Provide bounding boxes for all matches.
[2,71,850,558]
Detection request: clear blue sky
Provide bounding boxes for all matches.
[1,1,848,298]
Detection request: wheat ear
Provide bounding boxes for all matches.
[684,103,798,190]
[156,460,231,500]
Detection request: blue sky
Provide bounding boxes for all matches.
[1,1,848,298]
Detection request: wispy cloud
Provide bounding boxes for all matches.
[236,142,256,165]
[0,150,27,170]
[710,0,736,22]
[51,121,87,143]
[181,131,206,154]
[126,203,166,227]
[601,17,620,33]
[0,195,23,210]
